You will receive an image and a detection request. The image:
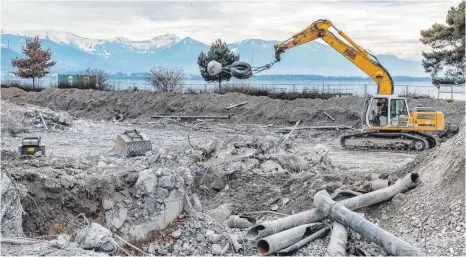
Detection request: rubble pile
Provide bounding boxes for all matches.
[1,172,23,237]
[142,212,236,256]
[0,145,194,241]
[0,90,464,256]
[185,135,335,181]
[1,100,73,135]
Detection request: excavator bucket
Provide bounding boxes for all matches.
[114,130,152,157]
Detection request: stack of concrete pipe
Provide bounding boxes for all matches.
[243,173,425,256]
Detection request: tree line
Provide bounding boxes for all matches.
[9,0,465,91]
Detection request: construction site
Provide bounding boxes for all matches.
[0,86,464,256]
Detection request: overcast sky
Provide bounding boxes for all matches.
[1,0,462,60]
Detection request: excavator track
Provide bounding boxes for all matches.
[340,131,436,152]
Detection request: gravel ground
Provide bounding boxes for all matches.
[1,88,464,256]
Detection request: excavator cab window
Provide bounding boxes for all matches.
[390,99,409,126]
[367,97,389,126]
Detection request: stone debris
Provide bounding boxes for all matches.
[211,244,222,255]
[0,239,110,256]
[0,90,464,257]
[171,229,182,239]
[282,198,290,205]
[206,204,233,223]
[73,223,117,253]
[1,172,23,237]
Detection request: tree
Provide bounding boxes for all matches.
[11,36,56,88]
[145,66,184,92]
[85,68,111,90]
[197,39,239,91]
[420,1,465,84]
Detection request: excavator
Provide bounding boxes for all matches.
[273,19,457,151]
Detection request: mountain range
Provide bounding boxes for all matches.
[1,31,428,77]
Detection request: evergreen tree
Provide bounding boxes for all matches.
[420,1,465,84]
[197,39,239,91]
[11,36,56,88]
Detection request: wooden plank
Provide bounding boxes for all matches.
[151,115,231,119]
[39,112,48,131]
[276,125,355,131]
[226,101,248,110]
[323,111,335,121]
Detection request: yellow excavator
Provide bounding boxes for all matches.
[274,19,456,151]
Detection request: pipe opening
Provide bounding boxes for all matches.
[410,173,420,183]
[245,225,265,240]
[257,239,270,255]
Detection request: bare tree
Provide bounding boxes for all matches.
[145,67,184,92]
[85,68,112,91]
[11,36,56,89]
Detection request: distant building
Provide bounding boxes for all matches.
[58,74,96,86]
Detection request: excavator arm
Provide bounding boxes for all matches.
[274,19,394,95]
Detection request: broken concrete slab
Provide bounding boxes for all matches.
[135,169,158,194]
[275,153,309,173]
[207,203,233,223]
[260,160,284,173]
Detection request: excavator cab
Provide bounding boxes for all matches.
[366,96,410,128]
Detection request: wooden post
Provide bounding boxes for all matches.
[451,85,454,101]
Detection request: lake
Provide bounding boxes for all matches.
[2,76,463,100]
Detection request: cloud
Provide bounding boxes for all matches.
[1,0,462,60]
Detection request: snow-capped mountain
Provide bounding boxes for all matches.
[0,31,427,77]
[14,31,182,55]
[43,31,105,52]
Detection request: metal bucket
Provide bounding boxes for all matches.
[114,130,152,157]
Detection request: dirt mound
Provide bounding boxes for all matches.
[3,88,464,129]
[370,122,465,256]
[1,86,28,98]
[0,88,365,127]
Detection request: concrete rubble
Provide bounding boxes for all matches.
[0,88,464,256]
[1,172,23,237]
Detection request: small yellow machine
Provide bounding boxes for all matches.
[274,19,456,151]
[19,137,45,156]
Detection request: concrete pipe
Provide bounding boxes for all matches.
[226,233,243,254]
[246,173,420,241]
[277,227,329,254]
[314,191,425,256]
[227,215,256,229]
[326,221,348,256]
[370,179,389,191]
[256,223,324,255]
